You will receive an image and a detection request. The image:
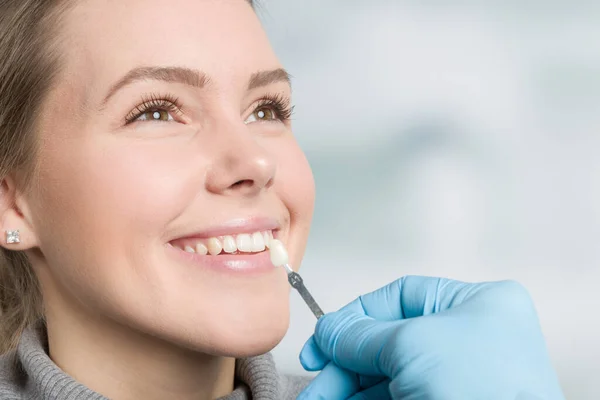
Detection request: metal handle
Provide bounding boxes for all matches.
[288,271,325,319]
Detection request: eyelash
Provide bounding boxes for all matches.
[124,92,294,125]
[253,93,295,122]
[124,93,183,125]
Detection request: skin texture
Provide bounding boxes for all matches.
[0,0,315,399]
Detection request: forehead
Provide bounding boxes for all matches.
[58,0,277,96]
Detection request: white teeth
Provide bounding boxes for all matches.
[236,234,253,252]
[175,230,275,255]
[269,239,289,267]
[252,232,266,252]
[207,237,222,255]
[196,243,208,255]
[262,231,271,248]
[223,235,236,253]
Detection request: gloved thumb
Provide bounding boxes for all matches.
[312,309,402,378]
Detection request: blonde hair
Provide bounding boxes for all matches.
[0,0,71,354]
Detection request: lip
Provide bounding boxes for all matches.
[170,216,281,242]
[166,244,277,275]
[166,216,283,275]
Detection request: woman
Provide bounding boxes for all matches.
[0,0,564,399]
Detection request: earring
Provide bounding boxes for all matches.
[5,230,20,244]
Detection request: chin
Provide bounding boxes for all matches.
[212,318,290,358]
[177,313,290,358]
[148,292,293,358]
[205,300,292,358]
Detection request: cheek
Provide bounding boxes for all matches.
[277,139,315,218]
[42,133,200,223]
[32,133,202,282]
[93,137,202,218]
[273,137,315,265]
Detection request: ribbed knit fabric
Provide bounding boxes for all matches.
[0,322,311,399]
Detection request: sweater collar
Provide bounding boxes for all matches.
[17,321,281,400]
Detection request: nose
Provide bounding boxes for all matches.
[204,122,276,197]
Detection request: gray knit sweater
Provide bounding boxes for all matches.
[0,322,311,399]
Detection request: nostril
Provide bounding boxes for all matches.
[231,179,254,189]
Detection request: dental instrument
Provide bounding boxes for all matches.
[269,239,324,319]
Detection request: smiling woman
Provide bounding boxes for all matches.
[0,1,572,399]
[0,0,314,399]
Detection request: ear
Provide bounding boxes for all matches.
[0,176,39,250]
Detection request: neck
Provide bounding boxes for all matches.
[44,301,236,400]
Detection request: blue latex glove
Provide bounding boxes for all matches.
[298,276,565,400]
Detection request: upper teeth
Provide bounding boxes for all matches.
[177,230,273,255]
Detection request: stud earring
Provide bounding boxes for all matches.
[5,230,20,244]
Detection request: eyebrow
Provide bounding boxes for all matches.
[102,66,208,106]
[101,66,291,106]
[248,68,291,90]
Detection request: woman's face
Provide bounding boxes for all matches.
[26,0,314,356]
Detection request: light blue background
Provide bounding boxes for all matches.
[259,2,600,398]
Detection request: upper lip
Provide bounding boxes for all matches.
[170,216,281,241]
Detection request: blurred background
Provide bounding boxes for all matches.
[258,1,600,398]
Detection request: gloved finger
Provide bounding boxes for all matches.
[337,279,405,320]
[299,283,401,370]
[352,275,500,320]
[348,379,392,400]
[335,276,477,321]
[312,309,400,377]
[301,276,492,371]
[296,362,360,400]
[299,336,328,371]
[399,275,495,318]
[300,336,385,382]
[300,336,385,385]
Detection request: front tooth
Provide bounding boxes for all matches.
[252,232,265,252]
[223,235,237,253]
[236,234,253,252]
[269,239,289,267]
[196,243,208,255]
[263,231,271,248]
[184,245,196,253]
[207,238,222,255]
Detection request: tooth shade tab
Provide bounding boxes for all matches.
[269,239,289,267]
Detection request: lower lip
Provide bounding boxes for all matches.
[166,244,277,275]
